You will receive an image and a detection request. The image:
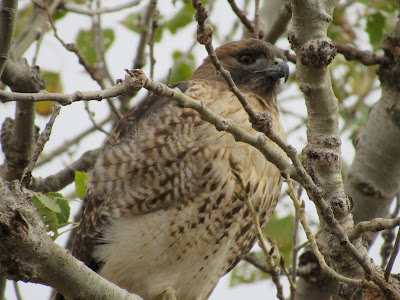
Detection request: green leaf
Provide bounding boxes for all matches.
[33,193,61,213]
[53,10,68,22]
[75,171,90,200]
[120,11,144,34]
[366,12,385,47]
[121,11,164,42]
[76,28,115,65]
[48,192,71,226]
[164,3,196,34]
[36,207,59,234]
[33,192,72,238]
[55,197,71,227]
[264,214,295,265]
[168,51,196,83]
[42,71,63,93]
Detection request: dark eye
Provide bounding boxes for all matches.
[238,53,256,65]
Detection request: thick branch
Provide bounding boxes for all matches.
[290,0,400,299]
[0,179,142,300]
[348,217,400,241]
[345,22,400,246]
[0,0,18,77]
[335,43,389,66]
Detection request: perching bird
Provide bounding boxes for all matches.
[63,39,288,300]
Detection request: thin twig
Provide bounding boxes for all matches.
[285,175,380,291]
[92,0,114,86]
[227,0,264,38]
[30,148,101,193]
[229,155,285,300]
[280,257,297,296]
[47,9,122,119]
[48,14,103,84]
[294,229,322,252]
[36,117,110,167]
[21,103,62,188]
[385,227,400,282]
[148,5,159,79]
[244,252,271,273]
[381,192,400,268]
[291,185,302,300]
[0,74,143,105]
[125,66,397,295]
[348,217,400,241]
[125,68,294,177]
[84,101,109,135]
[61,0,141,16]
[133,0,157,69]
[31,23,47,66]
[163,40,197,83]
[13,281,22,300]
[253,0,260,39]
[335,42,390,66]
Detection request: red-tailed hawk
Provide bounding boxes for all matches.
[57,39,288,300]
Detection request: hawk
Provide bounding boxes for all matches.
[59,39,288,300]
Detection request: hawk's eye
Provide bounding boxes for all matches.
[238,53,257,65]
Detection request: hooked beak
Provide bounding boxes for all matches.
[253,60,289,83]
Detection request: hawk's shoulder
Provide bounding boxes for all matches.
[107,81,190,146]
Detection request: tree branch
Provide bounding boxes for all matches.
[30,148,101,193]
[0,179,142,300]
[0,74,143,105]
[60,0,141,16]
[125,68,294,179]
[348,217,400,241]
[21,103,62,188]
[0,0,18,77]
[335,42,390,66]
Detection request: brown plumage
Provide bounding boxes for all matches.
[67,39,288,300]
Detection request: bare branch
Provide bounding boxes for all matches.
[253,0,260,39]
[263,1,292,45]
[244,252,271,273]
[133,0,157,69]
[148,5,159,79]
[335,42,389,66]
[285,175,379,291]
[385,228,400,282]
[227,0,264,38]
[84,102,109,135]
[30,148,101,193]
[291,185,302,300]
[0,74,143,105]
[229,155,285,300]
[381,195,400,268]
[0,179,143,300]
[348,217,400,241]
[125,68,294,177]
[21,103,62,187]
[60,0,141,16]
[36,117,110,167]
[0,0,18,77]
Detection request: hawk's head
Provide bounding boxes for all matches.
[192,39,289,101]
